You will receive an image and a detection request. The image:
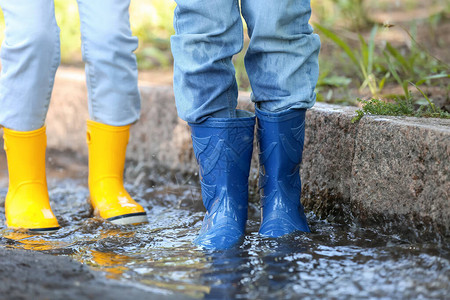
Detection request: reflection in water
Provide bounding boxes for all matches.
[88,250,131,279]
[2,230,72,251]
[0,167,449,299]
[201,249,248,299]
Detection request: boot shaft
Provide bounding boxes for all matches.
[256,108,306,189]
[190,116,255,211]
[86,120,130,187]
[3,126,48,189]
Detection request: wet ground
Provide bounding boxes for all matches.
[0,150,449,299]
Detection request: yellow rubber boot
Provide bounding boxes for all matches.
[87,120,147,225]
[3,126,60,232]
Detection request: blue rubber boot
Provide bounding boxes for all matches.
[256,107,310,237]
[190,112,255,250]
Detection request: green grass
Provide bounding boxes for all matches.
[352,96,450,123]
[130,0,175,69]
[54,1,81,62]
[312,0,373,30]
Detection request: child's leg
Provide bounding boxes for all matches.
[76,0,140,127]
[76,0,146,225]
[171,0,243,123]
[0,1,60,231]
[171,0,255,249]
[242,0,320,112]
[0,0,60,131]
[242,0,321,237]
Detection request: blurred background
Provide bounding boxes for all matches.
[0,0,448,112]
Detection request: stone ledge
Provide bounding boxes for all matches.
[302,104,449,240]
[1,67,449,240]
[351,115,449,239]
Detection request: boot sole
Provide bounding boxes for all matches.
[29,226,61,234]
[107,212,148,225]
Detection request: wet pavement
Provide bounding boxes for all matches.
[0,150,449,299]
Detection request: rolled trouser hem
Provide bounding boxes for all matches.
[86,120,132,132]
[187,110,254,126]
[2,126,46,136]
[255,106,306,122]
[89,94,141,128]
[88,119,139,128]
[254,98,315,114]
[0,119,47,132]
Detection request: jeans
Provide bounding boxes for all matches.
[171,0,321,123]
[0,0,140,131]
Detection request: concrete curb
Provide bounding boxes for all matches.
[301,104,449,240]
[2,67,449,240]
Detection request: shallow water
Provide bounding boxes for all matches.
[0,156,449,299]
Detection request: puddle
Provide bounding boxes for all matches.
[0,152,449,299]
